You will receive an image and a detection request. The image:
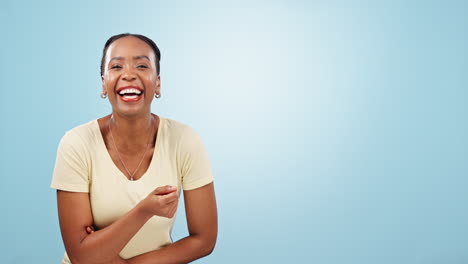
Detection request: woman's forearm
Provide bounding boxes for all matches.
[127,235,214,264]
[74,203,152,264]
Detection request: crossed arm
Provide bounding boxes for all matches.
[56,182,217,264]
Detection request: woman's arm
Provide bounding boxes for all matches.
[126,182,218,264]
[57,185,178,264]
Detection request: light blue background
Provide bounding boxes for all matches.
[1,0,467,263]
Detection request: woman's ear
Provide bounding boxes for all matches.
[155,75,161,95]
[101,76,107,95]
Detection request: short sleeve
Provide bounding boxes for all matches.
[50,131,90,192]
[178,126,214,191]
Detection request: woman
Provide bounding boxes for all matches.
[51,33,217,264]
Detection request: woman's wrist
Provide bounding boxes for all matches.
[135,199,153,220]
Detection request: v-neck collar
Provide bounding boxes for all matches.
[95,115,164,183]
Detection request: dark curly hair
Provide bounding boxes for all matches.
[100,33,161,77]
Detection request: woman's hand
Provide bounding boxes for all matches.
[138,185,179,218]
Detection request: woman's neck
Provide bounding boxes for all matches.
[109,112,156,147]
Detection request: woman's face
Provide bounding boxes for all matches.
[102,36,160,118]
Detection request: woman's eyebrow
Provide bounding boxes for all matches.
[109,56,150,63]
[134,55,150,61]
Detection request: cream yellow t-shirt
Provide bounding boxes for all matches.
[50,116,214,263]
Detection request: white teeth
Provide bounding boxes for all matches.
[119,88,142,95]
[123,95,138,99]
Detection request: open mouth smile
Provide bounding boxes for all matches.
[116,86,143,102]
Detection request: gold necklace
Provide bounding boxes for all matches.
[108,115,154,181]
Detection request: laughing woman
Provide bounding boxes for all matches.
[51,33,217,264]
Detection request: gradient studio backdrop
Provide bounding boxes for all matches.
[1,0,467,263]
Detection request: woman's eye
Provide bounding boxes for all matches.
[137,65,149,68]
[111,65,122,69]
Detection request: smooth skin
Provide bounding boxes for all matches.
[56,36,217,264]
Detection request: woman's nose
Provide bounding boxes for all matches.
[121,68,137,81]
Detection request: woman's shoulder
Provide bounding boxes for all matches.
[162,117,193,135]
[60,119,100,148]
[161,116,202,143]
